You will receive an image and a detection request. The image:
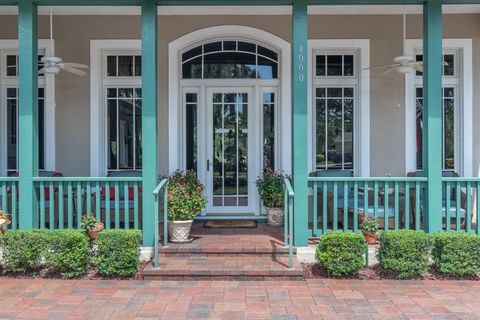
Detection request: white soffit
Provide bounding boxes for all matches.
[0,5,479,15]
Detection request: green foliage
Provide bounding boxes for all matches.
[81,213,101,232]
[167,170,207,221]
[255,168,290,208]
[360,217,379,233]
[315,232,367,277]
[47,230,90,279]
[94,230,142,278]
[1,230,49,274]
[378,230,433,278]
[433,232,480,276]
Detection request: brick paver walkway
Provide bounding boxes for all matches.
[0,279,479,319]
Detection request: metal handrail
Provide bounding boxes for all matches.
[153,178,169,269]
[283,178,294,269]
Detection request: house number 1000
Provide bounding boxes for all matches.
[298,44,304,82]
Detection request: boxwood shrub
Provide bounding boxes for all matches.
[47,229,90,279]
[94,229,142,278]
[433,232,480,276]
[315,231,367,277]
[1,230,49,274]
[378,230,433,278]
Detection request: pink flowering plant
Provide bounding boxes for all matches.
[255,168,290,208]
[167,170,207,221]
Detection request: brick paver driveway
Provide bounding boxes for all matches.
[0,279,479,319]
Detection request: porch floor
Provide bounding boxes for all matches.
[144,222,303,280]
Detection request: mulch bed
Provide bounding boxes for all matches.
[302,263,480,280]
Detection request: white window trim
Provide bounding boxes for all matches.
[405,39,472,177]
[0,39,55,176]
[308,39,370,177]
[168,25,291,175]
[90,40,141,177]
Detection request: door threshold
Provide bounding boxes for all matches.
[194,215,268,221]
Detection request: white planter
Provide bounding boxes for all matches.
[266,207,284,226]
[168,220,193,242]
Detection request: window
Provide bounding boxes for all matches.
[181,40,278,79]
[185,92,198,171]
[313,51,357,170]
[414,51,459,171]
[104,53,142,172]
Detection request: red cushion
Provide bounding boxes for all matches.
[101,187,142,201]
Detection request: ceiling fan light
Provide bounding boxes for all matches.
[44,66,60,74]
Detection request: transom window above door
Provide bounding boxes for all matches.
[181,40,279,79]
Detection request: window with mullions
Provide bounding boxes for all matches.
[106,54,141,77]
[6,88,45,174]
[107,88,142,171]
[5,54,44,77]
[181,40,278,79]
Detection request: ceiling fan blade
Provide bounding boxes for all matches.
[363,64,399,71]
[381,67,397,76]
[412,64,423,73]
[62,62,89,69]
[62,65,87,76]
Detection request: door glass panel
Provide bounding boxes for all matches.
[263,92,275,169]
[212,92,249,207]
[185,92,198,171]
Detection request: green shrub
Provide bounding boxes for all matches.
[47,230,90,279]
[1,230,49,274]
[378,230,433,278]
[315,232,367,277]
[94,229,142,278]
[433,232,480,276]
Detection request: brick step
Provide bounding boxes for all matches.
[143,255,304,281]
[158,245,296,256]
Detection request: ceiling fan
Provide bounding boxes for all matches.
[38,8,89,76]
[365,6,441,75]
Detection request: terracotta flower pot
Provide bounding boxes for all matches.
[88,222,104,239]
[168,220,193,243]
[266,207,284,226]
[362,230,379,244]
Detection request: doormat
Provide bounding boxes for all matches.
[203,220,257,229]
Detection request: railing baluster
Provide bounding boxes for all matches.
[313,182,318,236]
[415,182,420,231]
[363,181,368,220]
[404,181,410,230]
[343,182,348,231]
[95,181,101,221]
[446,181,451,231]
[384,181,389,231]
[1,184,6,229]
[466,182,472,232]
[456,181,461,231]
[322,181,327,233]
[164,183,168,247]
[105,182,111,229]
[353,181,358,232]
[58,182,64,229]
[373,181,379,220]
[394,181,399,230]
[134,182,139,230]
[12,183,17,230]
[86,182,92,216]
[115,182,120,229]
[49,182,54,230]
[76,182,82,229]
[67,182,73,229]
[124,183,129,229]
[333,182,338,231]
[476,182,480,235]
[284,188,288,244]
[40,181,45,228]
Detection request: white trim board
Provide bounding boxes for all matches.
[89,39,141,177]
[0,39,55,176]
[404,39,473,177]
[307,39,370,177]
[168,25,292,175]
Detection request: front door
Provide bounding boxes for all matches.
[205,88,254,214]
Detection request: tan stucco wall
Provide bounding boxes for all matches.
[0,13,479,177]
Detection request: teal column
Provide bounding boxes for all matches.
[292,0,309,246]
[18,0,38,230]
[141,0,158,246]
[423,0,443,232]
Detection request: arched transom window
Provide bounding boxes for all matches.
[181,40,279,79]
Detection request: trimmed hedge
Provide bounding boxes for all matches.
[1,230,49,274]
[94,229,142,278]
[315,232,367,277]
[433,232,480,276]
[47,230,90,279]
[378,230,433,278]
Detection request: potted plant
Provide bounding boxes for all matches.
[255,168,289,226]
[167,170,207,243]
[360,217,379,244]
[81,213,104,239]
[0,209,11,235]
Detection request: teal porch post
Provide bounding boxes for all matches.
[423,0,443,232]
[141,0,158,246]
[18,0,38,230]
[292,0,309,246]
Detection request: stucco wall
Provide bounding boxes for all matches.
[0,13,479,178]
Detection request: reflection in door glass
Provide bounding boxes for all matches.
[185,93,198,171]
[212,93,249,207]
[263,92,275,169]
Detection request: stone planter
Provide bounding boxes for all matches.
[362,230,379,244]
[168,220,193,243]
[266,207,284,226]
[88,222,104,239]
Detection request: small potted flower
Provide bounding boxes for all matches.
[81,213,104,239]
[360,217,379,244]
[0,209,11,235]
[167,170,207,243]
[255,168,289,226]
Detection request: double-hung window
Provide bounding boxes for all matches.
[313,51,358,170]
[104,53,142,172]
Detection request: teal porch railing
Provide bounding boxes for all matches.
[308,177,428,236]
[283,178,294,269]
[0,177,19,230]
[32,177,142,230]
[153,178,169,269]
